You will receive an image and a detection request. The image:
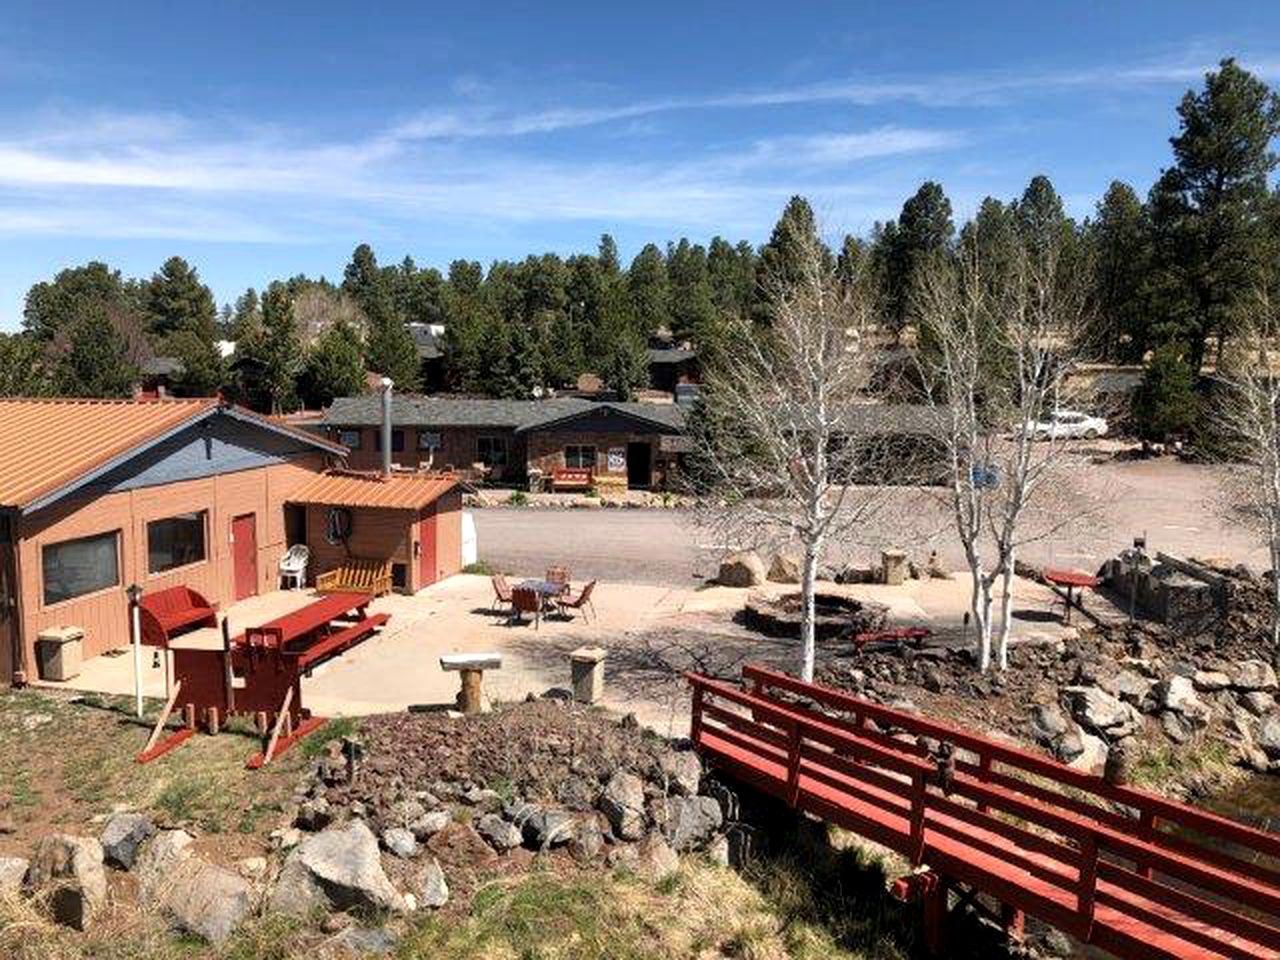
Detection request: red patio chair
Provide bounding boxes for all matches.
[557,580,597,623]
[511,585,541,629]
[491,574,513,612]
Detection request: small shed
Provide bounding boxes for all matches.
[288,471,463,594]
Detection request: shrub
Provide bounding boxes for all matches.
[1132,343,1199,442]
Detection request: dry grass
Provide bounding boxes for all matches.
[0,689,313,842]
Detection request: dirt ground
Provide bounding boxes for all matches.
[473,447,1266,587]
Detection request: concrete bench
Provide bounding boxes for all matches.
[440,653,502,714]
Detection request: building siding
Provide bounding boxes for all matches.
[335,426,526,483]
[14,455,326,670]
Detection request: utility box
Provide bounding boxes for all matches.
[569,646,606,704]
[36,626,84,681]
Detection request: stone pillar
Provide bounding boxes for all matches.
[458,669,487,714]
[569,646,606,704]
[881,550,908,586]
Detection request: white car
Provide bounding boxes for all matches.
[1026,410,1109,441]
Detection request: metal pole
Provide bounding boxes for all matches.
[380,377,394,476]
[127,584,143,718]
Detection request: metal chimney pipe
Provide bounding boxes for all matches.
[380,377,394,476]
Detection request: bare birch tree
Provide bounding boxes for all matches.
[689,226,889,682]
[914,225,1094,671]
[1215,294,1280,655]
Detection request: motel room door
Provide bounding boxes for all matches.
[0,544,14,682]
[418,507,437,589]
[231,513,258,601]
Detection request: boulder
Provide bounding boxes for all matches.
[409,810,451,841]
[717,551,766,588]
[24,835,107,930]
[1259,716,1280,760]
[270,820,405,915]
[159,862,253,946]
[1062,686,1129,732]
[599,771,646,841]
[295,797,332,832]
[1108,671,1155,710]
[658,751,702,797]
[1156,676,1201,713]
[416,857,449,909]
[520,808,575,849]
[662,797,724,852]
[100,811,155,870]
[1029,704,1070,746]
[634,835,679,880]
[386,800,427,827]
[0,856,28,898]
[475,814,522,852]
[767,553,800,584]
[382,827,418,859]
[568,815,606,863]
[1065,731,1109,776]
[1241,691,1277,717]
[1193,670,1231,693]
[1229,660,1279,693]
[1162,710,1196,745]
[135,830,194,901]
[426,822,498,869]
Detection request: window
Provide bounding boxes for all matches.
[147,511,207,574]
[418,431,441,452]
[42,531,120,605]
[338,429,362,449]
[564,445,597,470]
[373,429,405,452]
[477,436,508,467]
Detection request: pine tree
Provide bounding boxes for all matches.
[1147,58,1280,372]
[882,181,954,339]
[627,243,670,338]
[598,234,621,277]
[667,239,715,344]
[1133,343,1199,441]
[0,333,52,396]
[363,294,421,390]
[754,196,831,323]
[1087,181,1152,361]
[23,261,140,342]
[301,318,366,407]
[54,311,137,398]
[253,282,302,414]
[145,256,218,342]
[229,288,261,342]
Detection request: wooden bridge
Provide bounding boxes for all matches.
[688,664,1280,959]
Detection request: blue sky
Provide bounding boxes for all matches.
[0,2,1277,329]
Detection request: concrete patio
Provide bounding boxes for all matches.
[43,566,1080,739]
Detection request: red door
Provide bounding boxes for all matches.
[418,508,437,589]
[231,514,258,601]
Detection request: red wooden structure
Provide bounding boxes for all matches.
[137,592,388,768]
[689,664,1280,959]
[137,585,218,649]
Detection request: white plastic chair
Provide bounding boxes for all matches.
[279,544,310,590]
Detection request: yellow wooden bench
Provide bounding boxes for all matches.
[315,557,393,597]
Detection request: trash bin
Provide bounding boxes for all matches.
[37,626,84,681]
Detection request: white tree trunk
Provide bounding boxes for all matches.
[968,558,994,673]
[995,556,1016,672]
[1270,517,1280,665]
[800,543,820,682]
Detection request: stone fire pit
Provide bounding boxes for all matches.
[743,589,888,640]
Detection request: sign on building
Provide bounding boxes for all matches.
[607,447,626,472]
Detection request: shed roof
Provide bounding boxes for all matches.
[287,470,459,510]
[0,397,345,512]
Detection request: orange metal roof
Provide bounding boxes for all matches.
[288,470,459,510]
[0,397,218,510]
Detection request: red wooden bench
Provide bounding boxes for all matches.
[138,586,218,649]
[551,467,592,492]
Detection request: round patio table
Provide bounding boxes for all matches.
[1043,568,1099,625]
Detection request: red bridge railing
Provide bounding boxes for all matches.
[688,664,1280,960]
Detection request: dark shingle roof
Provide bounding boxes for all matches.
[323,396,686,433]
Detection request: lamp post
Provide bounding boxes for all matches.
[127,583,143,717]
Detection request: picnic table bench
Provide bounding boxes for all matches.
[550,467,592,492]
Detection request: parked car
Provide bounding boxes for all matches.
[1025,409,1109,440]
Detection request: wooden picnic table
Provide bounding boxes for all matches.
[1043,568,1100,624]
[243,591,372,649]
